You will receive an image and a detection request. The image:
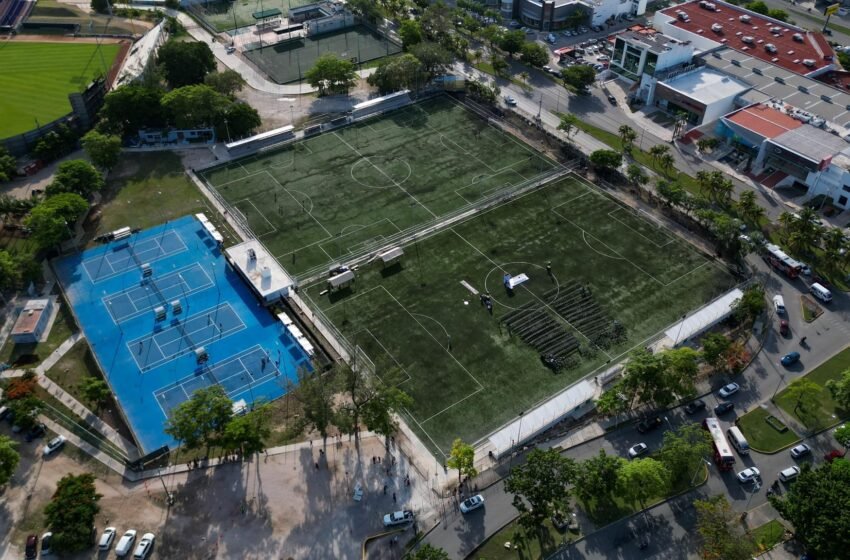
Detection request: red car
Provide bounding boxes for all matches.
[779,320,789,336]
[824,449,846,463]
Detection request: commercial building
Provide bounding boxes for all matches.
[513,0,646,30]
[11,298,55,344]
[653,67,750,124]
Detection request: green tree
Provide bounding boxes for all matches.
[696,170,733,206]
[771,460,850,559]
[161,84,230,130]
[44,473,102,554]
[656,180,687,209]
[745,1,769,14]
[98,85,165,135]
[399,19,423,50]
[410,544,450,560]
[46,160,104,197]
[588,149,622,171]
[626,164,648,186]
[826,369,850,411]
[289,367,335,443]
[410,42,452,76]
[204,69,247,97]
[767,8,788,21]
[558,113,579,139]
[33,124,77,162]
[480,24,504,51]
[520,41,549,67]
[834,424,850,447]
[79,378,111,413]
[25,193,89,249]
[0,146,16,182]
[622,347,699,408]
[157,40,215,88]
[573,449,624,505]
[618,125,637,154]
[695,495,755,560]
[222,404,272,454]
[367,54,425,94]
[658,423,711,486]
[0,434,20,486]
[701,332,731,369]
[91,0,109,14]
[504,448,575,529]
[446,438,477,485]
[491,56,509,77]
[595,381,631,417]
[498,30,526,56]
[220,101,261,140]
[561,64,595,92]
[649,143,670,165]
[735,190,764,225]
[616,457,669,511]
[785,377,823,417]
[696,137,719,153]
[361,382,413,438]
[164,385,233,451]
[305,53,358,96]
[732,284,765,324]
[0,250,22,290]
[81,130,122,170]
[658,153,675,174]
[5,395,41,432]
[821,227,848,271]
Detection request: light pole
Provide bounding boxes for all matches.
[690,457,711,486]
[744,478,761,514]
[508,411,525,471]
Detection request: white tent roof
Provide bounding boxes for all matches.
[664,288,744,345]
[488,380,597,457]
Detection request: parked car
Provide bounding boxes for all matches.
[684,399,706,414]
[25,535,37,560]
[628,443,649,458]
[460,494,485,513]
[824,449,846,462]
[115,530,137,557]
[714,402,735,415]
[607,94,617,105]
[133,533,155,560]
[43,435,66,457]
[383,510,415,527]
[25,423,46,442]
[779,320,789,336]
[736,466,761,483]
[597,55,610,62]
[778,466,801,482]
[41,532,53,556]
[225,45,236,54]
[504,95,517,106]
[781,351,801,366]
[636,416,663,433]
[790,443,811,459]
[98,527,117,550]
[718,383,740,398]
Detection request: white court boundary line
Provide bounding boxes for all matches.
[276,217,402,264]
[82,230,188,284]
[607,207,674,249]
[233,197,278,237]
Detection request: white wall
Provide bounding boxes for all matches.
[590,0,645,26]
[805,164,850,210]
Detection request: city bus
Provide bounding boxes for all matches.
[703,417,736,471]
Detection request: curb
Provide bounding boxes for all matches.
[361,527,406,560]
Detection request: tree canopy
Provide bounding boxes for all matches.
[658,423,711,486]
[79,378,112,413]
[695,494,754,560]
[157,40,216,88]
[98,85,165,135]
[44,473,102,554]
[446,438,477,484]
[25,193,89,249]
[46,160,104,197]
[0,147,17,183]
[588,149,622,171]
[0,434,20,486]
[826,368,850,411]
[81,130,122,170]
[367,54,425,94]
[399,19,423,49]
[164,385,233,450]
[498,30,525,55]
[410,544,450,560]
[409,42,452,76]
[305,54,358,96]
[204,69,247,98]
[222,404,272,454]
[505,448,575,529]
[561,64,596,92]
[616,457,669,509]
[520,42,549,67]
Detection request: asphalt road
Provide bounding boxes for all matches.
[424,256,850,559]
[760,0,850,45]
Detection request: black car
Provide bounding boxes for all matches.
[607,94,617,105]
[684,399,707,414]
[25,535,37,559]
[714,402,735,415]
[636,416,663,433]
[25,423,46,442]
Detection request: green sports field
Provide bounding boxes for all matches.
[0,41,121,139]
[190,0,315,32]
[200,95,557,277]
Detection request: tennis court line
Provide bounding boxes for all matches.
[606,207,674,249]
[332,131,438,219]
[82,230,188,284]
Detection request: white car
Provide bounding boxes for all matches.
[504,96,517,106]
[778,466,800,482]
[98,527,117,550]
[133,533,155,560]
[790,443,811,459]
[383,510,414,527]
[460,494,485,513]
[718,382,740,398]
[736,467,761,483]
[43,435,66,456]
[115,530,137,557]
[628,443,649,458]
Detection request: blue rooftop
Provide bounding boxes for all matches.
[54,216,312,453]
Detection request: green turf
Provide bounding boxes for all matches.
[243,25,401,84]
[201,95,557,277]
[735,408,799,453]
[750,520,787,553]
[0,41,120,139]
[301,177,735,457]
[774,346,850,430]
[189,0,316,32]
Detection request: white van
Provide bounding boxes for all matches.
[727,426,750,455]
[810,282,832,303]
[773,294,786,315]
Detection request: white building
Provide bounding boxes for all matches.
[609,30,696,101]
[653,67,750,125]
[11,298,55,344]
[515,0,646,30]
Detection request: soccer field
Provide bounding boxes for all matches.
[200,95,557,277]
[301,177,737,457]
[191,0,316,32]
[0,41,121,139]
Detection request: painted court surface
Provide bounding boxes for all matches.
[0,41,121,139]
[303,177,736,457]
[54,216,312,452]
[200,95,557,278]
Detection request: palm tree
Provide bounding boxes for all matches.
[822,228,847,271]
[795,207,823,255]
[619,125,637,154]
[735,190,764,225]
[649,144,670,166]
[777,211,795,242]
[658,153,675,175]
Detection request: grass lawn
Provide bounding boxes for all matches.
[302,172,733,457]
[750,519,787,553]
[471,517,580,560]
[473,62,531,89]
[0,41,120,139]
[0,299,76,368]
[736,407,799,453]
[775,346,850,430]
[89,152,239,247]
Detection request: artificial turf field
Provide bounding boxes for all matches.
[200,95,556,277]
[0,41,120,139]
[193,0,315,32]
[300,176,736,457]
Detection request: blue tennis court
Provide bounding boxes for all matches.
[104,263,213,323]
[54,216,313,453]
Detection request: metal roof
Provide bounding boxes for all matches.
[769,126,849,164]
[722,104,802,138]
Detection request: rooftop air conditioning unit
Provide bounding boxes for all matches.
[802,59,816,67]
[765,43,777,53]
[792,33,804,42]
[742,36,754,44]
[711,23,723,32]
[739,15,751,23]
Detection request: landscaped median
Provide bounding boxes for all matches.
[774,346,850,431]
[735,407,799,453]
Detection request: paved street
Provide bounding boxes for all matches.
[425,255,849,558]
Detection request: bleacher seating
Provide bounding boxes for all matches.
[1,0,30,28]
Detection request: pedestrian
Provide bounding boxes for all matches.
[383,484,387,494]
[372,456,376,464]
[319,448,324,456]
[546,260,552,276]
[315,462,319,470]
[310,440,313,448]
[392,492,396,503]
[392,456,396,465]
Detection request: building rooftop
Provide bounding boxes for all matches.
[700,48,850,130]
[814,70,850,92]
[225,239,295,300]
[770,125,850,164]
[660,67,750,104]
[659,0,834,75]
[723,103,802,138]
[620,29,687,55]
[11,299,50,335]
